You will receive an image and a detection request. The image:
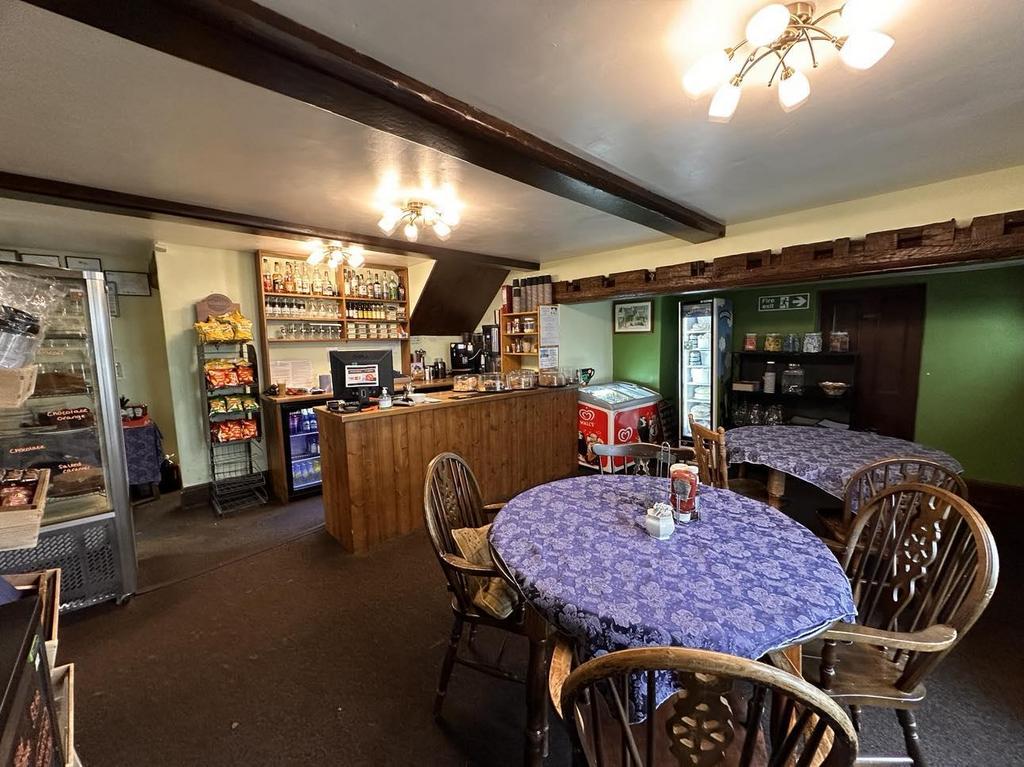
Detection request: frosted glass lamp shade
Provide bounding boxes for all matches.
[745,4,791,47]
[683,49,732,98]
[840,30,894,69]
[708,82,742,123]
[778,69,810,112]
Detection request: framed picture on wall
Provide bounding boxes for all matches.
[65,255,103,272]
[19,253,62,267]
[106,270,152,296]
[613,300,654,334]
[106,280,120,318]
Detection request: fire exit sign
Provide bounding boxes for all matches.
[758,293,810,312]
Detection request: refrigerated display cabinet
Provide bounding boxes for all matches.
[678,298,733,440]
[0,265,136,611]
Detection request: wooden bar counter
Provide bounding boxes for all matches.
[316,386,578,553]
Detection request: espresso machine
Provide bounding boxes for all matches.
[450,333,484,375]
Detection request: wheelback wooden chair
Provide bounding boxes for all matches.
[688,415,769,502]
[818,457,968,547]
[423,451,526,719]
[592,442,694,477]
[550,643,858,766]
[802,483,998,766]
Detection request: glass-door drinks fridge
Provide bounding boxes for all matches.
[678,298,733,439]
[0,265,136,610]
[282,403,323,498]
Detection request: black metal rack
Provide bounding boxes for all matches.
[197,342,267,516]
[729,351,858,428]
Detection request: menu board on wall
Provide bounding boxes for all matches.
[539,306,560,345]
[539,346,559,370]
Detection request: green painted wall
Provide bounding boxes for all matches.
[612,265,1024,486]
[611,297,668,391]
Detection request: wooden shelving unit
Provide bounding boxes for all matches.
[255,251,412,381]
[499,305,559,374]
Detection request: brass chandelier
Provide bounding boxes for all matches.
[306,242,365,269]
[683,0,897,122]
[377,199,461,242]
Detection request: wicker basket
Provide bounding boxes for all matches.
[0,364,38,408]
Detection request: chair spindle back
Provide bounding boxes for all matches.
[560,646,857,767]
[841,483,998,691]
[688,415,730,489]
[841,457,968,527]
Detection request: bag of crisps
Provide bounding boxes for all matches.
[225,396,244,413]
[240,419,258,439]
[223,310,254,342]
[235,363,255,384]
[209,398,227,417]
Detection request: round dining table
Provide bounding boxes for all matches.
[489,474,856,762]
[726,425,963,507]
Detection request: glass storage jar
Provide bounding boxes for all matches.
[764,333,783,352]
[783,333,801,352]
[453,374,480,392]
[803,332,823,353]
[829,331,850,352]
[781,363,805,394]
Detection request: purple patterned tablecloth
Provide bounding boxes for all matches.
[122,421,163,486]
[490,475,855,667]
[725,425,963,499]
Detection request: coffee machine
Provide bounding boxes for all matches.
[450,333,484,375]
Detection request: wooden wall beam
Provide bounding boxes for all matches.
[0,171,536,270]
[21,0,724,243]
[553,210,1024,303]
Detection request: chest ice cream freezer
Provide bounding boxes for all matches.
[577,381,662,470]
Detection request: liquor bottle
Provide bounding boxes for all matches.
[397,277,406,302]
[272,261,284,292]
[262,259,272,292]
[370,273,379,300]
[301,265,311,294]
[343,271,351,296]
[311,269,323,296]
[358,274,368,298]
[294,264,303,294]
[283,263,296,293]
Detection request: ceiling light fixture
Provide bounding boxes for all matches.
[683,1,896,122]
[377,199,461,242]
[306,241,365,269]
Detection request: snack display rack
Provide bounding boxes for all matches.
[197,341,267,516]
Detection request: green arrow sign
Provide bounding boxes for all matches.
[758,293,810,312]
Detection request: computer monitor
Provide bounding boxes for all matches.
[329,349,395,404]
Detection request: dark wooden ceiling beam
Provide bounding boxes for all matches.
[0,171,535,270]
[19,0,724,243]
[553,211,1024,302]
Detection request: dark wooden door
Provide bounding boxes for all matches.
[819,285,926,439]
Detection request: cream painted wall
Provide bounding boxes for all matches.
[540,165,1024,281]
[155,244,266,487]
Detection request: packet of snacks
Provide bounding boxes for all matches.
[223,310,254,341]
[233,360,255,384]
[240,419,258,439]
[194,317,234,343]
[204,360,236,389]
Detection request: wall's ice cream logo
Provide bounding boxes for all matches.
[617,427,633,442]
[579,408,596,423]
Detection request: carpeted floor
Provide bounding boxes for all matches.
[132,492,326,589]
[60,493,1022,766]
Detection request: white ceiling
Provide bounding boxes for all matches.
[0,1,1022,264]
[0,2,662,263]
[258,0,1024,222]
